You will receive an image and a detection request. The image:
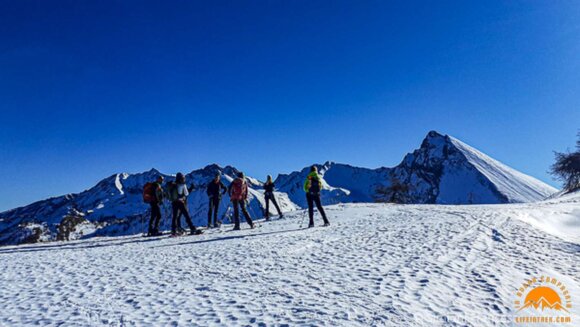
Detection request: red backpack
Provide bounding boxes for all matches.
[230,178,246,201]
[143,182,157,203]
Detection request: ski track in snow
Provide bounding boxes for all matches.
[0,202,578,326]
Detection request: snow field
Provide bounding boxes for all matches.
[0,198,578,326]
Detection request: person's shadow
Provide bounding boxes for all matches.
[0,227,305,255]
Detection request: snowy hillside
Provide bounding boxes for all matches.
[0,131,557,246]
[0,196,577,326]
[448,136,557,203]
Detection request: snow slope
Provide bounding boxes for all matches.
[448,136,557,203]
[508,190,580,243]
[0,199,577,326]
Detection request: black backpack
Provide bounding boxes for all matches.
[310,177,321,194]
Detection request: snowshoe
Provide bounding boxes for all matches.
[191,229,204,235]
[148,230,163,237]
[323,222,330,227]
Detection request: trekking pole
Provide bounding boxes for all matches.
[217,197,226,225]
[221,203,231,224]
[299,209,307,228]
[142,209,150,236]
[163,201,171,233]
[246,199,258,221]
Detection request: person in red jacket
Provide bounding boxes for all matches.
[228,172,255,230]
[143,175,165,237]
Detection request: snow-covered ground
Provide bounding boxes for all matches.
[0,195,578,326]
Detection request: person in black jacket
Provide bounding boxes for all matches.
[206,174,227,228]
[263,175,283,220]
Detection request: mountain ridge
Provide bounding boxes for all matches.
[0,131,558,245]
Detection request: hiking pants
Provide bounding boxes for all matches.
[264,193,282,218]
[232,200,253,229]
[208,196,221,226]
[306,192,329,226]
[172,200,195,233]
[149,202,162,233]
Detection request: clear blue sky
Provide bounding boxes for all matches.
[1,1,579,211]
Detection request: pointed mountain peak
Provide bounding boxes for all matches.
[202,163,223,171]
[191,164,225,177]
[426,130,444,138]
[420,130,451,149]
[146,168,161,175]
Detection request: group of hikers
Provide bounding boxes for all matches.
[142,166,330,236]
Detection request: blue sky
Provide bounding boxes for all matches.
[1,1,579,211]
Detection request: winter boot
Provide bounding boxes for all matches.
[190,228,203,235]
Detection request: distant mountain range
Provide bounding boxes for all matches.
[0,131,557,245]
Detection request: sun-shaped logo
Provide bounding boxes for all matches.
[514,276,572,324]
[517,286,569,312]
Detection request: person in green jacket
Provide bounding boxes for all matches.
[303,166,330,228]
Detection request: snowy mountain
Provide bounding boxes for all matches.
[274,162,396,207]
[0,131,557,245]
[276,131,557,206]
[0,165,298,246]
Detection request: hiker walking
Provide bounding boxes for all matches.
[263,175,283,220]
[206,173,227,228]
[228,172,255,230]
[169,172,201,236]
[143,175,165,236]
[303,166,330,228]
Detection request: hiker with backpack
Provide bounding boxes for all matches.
[206,173,227,228]
[168,172,201,236]
[303,166,330,228]
[263,175,283,220]
[228,172,255,230]
[143,175,165,236]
